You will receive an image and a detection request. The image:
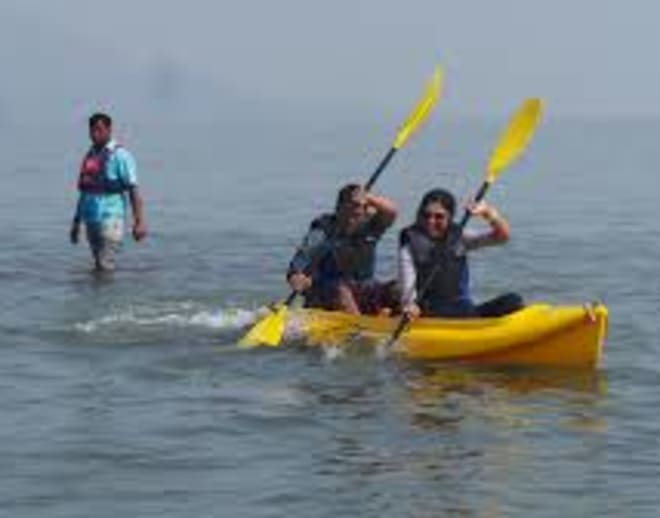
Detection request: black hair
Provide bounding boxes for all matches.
[416,188,456,223]
[335,183,362,212]
[88,112,112,128]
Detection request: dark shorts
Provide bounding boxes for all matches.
[424,292,524,318]
[305,279,400,315]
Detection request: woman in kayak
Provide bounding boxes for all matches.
[398,188,523,319]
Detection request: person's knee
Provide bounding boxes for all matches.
[504,292,524,310]
[94,251,116,272]
[95,239,120,271]
[98,256,116,272]
[336,282,354,302]
[336,282,360,314]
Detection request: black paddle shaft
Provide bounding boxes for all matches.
[388,180,491,345]
[365,148,397,191]
[456,181,490,234]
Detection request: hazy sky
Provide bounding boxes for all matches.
[2,0,660,121]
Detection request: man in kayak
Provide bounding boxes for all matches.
[70,113,147,271]
[399,188,523,319]
[287,183,398,314]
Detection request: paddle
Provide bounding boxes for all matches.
[239,67,444,347]
[386,97,544,348]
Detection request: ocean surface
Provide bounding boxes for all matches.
[1,116,659,517]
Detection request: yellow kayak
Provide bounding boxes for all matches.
[294,303,608,368]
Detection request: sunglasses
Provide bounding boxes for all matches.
[422,211,448,221]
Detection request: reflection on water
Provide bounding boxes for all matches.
[283,360,610,516]
[403,363,607,434]
[405,363,607,400]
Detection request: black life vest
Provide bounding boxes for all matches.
[311,214,380,283]
[400,223,470,312]
[78,145,128,195]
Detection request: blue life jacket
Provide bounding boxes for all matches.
[78,145,128,195]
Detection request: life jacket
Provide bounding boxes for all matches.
[78,144,128,194]
[310,214,379,283]
[400,223,470,312]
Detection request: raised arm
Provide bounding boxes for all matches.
[463,201,510,251]
[365,192,398,230]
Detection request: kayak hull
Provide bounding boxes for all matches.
[294,303,608,368]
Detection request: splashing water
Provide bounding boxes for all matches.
[322,345,345,362]
[74,302,259,334]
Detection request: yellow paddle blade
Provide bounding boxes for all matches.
[486,98,544,182]
[392,66,444,150]
[238,304,289,348]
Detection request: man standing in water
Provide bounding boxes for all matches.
[70,113,147,271]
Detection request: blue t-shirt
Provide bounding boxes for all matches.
[77,141,138,224]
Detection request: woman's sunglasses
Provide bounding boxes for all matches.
[422,211,448,221]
